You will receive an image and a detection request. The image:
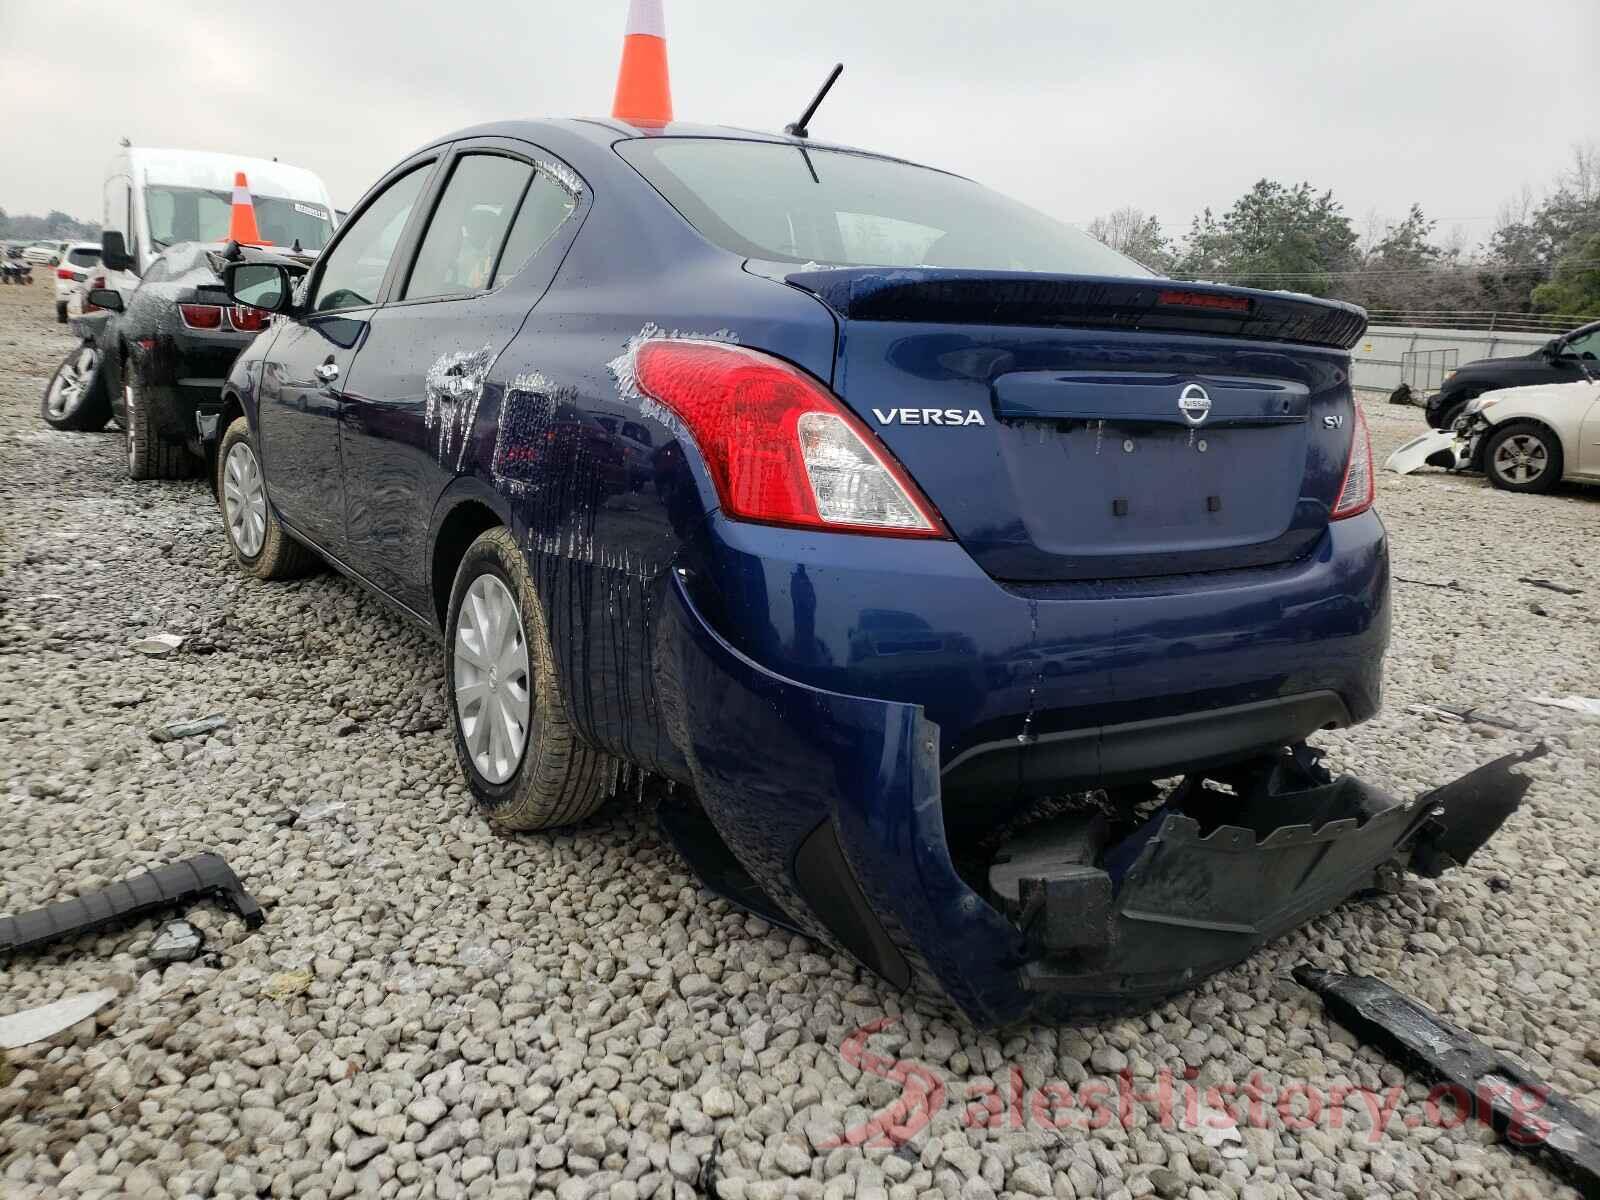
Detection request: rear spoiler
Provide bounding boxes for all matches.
[767,265,1367,351]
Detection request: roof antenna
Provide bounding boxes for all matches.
[785,63,843,139]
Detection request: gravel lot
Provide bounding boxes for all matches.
[2,275,1597,1200]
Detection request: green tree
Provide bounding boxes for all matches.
[1531,233,1600,317]
[1174,180,1357,296]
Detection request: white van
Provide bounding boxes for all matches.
[102,146,338,291]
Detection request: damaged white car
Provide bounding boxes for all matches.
[1387,377,1600,494]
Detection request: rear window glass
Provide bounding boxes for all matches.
[68,248,100,267]
[617,138,1150,277]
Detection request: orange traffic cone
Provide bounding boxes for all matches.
[612,0,672,126]
[227,172,271,245]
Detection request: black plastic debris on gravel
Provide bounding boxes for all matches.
[1297,966,1600,1199]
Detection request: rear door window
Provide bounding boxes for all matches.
[492,172,578,286]
[312,165,431,313]
[403,155,531,300]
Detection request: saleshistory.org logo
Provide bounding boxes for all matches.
[872,407,987,427]
[817,1017,1557,1150]
[1178,383,1212,424]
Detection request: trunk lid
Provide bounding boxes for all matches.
[781,268,1367,582]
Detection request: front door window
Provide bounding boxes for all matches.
[312,165,431,313]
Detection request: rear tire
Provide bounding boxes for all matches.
[446,527,612,831]
[1484,420,1562,494]
[40,343,111,432]
[217,416,317,578]
[125,378,193,480]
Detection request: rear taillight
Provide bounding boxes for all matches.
[178,303,224,329]
[1331,403,1374,519]
[55,267,73,280]
[230,306,268,332]
[632,340,946,538]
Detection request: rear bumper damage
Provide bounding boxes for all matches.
[656,573,1538,1028]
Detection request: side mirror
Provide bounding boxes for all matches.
[101,231,133,273]
[224,262,293,314]
[86,288,124,313]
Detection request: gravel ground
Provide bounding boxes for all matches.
[1,274,1597,1200]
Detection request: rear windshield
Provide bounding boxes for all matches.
[617,138,1150,277]
[146,185,334,253]
[68,248,100,267]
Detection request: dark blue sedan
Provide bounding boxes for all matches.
[214,119,1516,1026]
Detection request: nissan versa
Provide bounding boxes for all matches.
[214,119,1523,1026]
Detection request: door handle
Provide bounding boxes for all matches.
[315,361,340,384]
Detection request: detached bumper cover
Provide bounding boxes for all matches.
[1384,428,1466,475]
[657,573,1536,1027]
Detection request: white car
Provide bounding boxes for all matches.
[53,242,102,323]
[1450,378,1600,493]
[22,240,69,265]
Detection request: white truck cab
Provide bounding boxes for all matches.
[101,146,337,293]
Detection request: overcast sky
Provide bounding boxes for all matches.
[2,0,1596,248]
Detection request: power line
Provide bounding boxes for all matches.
[1174,260,1600,281]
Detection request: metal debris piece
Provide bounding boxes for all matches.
[1407,703,1528,733]
[1519,577,1582,596]
[130,632,185,656]
[1296,966,1600,1199]
[0,988,117,1049]
[1394,576,1465,591]
[0,853,264,957]
[1408,703,1467,723]
[1530,695,1600,718]
[149,714,228,743]
[148,919,205,964]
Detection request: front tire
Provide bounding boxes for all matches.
[217,416,316,578]
[1427,390,1475,430]
[40,343,111,431]
[446,527,611,830]
[125,378,192,480]
[1484,420,1562,494]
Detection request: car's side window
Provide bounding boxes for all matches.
[312,164,431,314]
[1562,329,1599,360]
[492,171,578,287]
[403,155,532,300]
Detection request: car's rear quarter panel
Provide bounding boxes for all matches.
[457,139,840,773]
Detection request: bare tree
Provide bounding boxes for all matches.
[1086,206,1173,272]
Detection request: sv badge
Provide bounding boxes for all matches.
[1323,414,1345,429]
